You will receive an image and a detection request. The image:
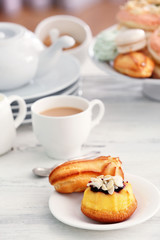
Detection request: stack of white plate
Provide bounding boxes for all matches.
[3,53,81,124]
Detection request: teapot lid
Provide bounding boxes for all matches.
[0,22,24,41]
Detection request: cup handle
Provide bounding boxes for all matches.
[8,95,26,128]
[89,99,105,129]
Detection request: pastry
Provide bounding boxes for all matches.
[146,0,160,3]
[49,156,124,193]
[148,28,160,64]
[93,28,118,61]
[81,175,137,223]
[115,29,147,54]
[153,63,160,78]
[117,0,160,31]
[114,51,155,78]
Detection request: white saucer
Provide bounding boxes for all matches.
[11,80,80,111]
[3,53,80,100]
[49,173,160,231]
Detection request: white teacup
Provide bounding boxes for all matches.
[31,95,105,159]
[0,94,26,155]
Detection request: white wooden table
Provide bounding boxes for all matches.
[0,59,160,240]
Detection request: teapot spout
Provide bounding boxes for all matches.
[37,36,75,77]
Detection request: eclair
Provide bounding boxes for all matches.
[49,156,124,193]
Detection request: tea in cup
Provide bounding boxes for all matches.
[0,94,26,155]
[31,95,105,159]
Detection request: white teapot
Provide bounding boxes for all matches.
[0,22,75,90]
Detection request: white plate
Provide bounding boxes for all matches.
[89,25,152,82]
[3,53,80,100]
[49,173,160,231]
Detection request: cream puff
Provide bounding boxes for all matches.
[81,175,137,223]
[115,29,147,54]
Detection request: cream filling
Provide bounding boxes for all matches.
[117,39,147,54]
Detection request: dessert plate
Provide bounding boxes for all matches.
[89,25,150,82]
[3,53,80,100]
[49,173,160,230]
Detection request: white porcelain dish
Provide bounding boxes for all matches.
[89,25,154,82]
[3,53,80,100]
[49,173,160,231]
[89,25,160,100]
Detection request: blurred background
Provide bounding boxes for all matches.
[0,0,126,36]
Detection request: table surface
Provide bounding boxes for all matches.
[1,59,160,239]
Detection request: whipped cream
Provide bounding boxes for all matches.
[87,175,124,195]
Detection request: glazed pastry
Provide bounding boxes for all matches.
[117,0,160,31]
[93,28,118,61]
[49,156,124,193]
[81,175,137,223]
[148,28,160,64]
[114,52,155,78]
[115,29,147,54]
